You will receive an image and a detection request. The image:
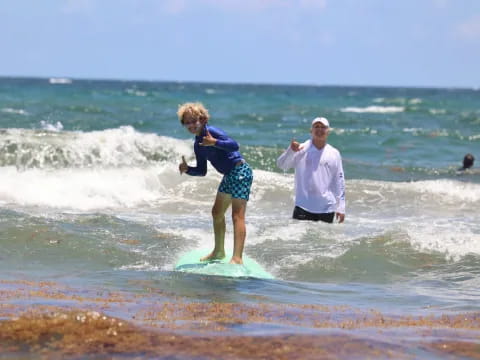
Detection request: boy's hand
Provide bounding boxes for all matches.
[179,156,188,174]
[290,139,303,152]
[200,129,217,146]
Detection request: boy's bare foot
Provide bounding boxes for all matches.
[229,256,243,265]
[200,250,225,262]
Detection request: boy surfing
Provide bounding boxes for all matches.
[178,102,253,265]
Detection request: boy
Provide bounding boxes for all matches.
[178,102,253,264]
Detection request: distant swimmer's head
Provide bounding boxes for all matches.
[178,102,210,134]
[462,153,475,169]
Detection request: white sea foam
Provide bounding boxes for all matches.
[332,128,377,135]
[1,108,29,115]
[250,169,293,209]
[0,126,192,169]
[125,88,147,97]
[40,120,64,132]
[49,77,72,84]
[340,106,405,113]
[344,179,480,260]
[406,220,480,260]
[408,98,423,105]
[0,159,227,212]
[429,108,447,115]
[407,179,480,204]
[118,261,162,271]
[402,127,449,137]
[0,165,167,211]
[350,179,480,212]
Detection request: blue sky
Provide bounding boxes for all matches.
[2,0,480,87]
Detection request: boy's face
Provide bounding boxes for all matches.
[183,114,206,135]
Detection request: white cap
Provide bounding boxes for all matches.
[311,117,330,127]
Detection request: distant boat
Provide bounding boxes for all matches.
[49,77,72,84]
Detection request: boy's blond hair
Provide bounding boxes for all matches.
[177,102,210,124]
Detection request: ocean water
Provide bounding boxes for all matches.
[0,77,479,358]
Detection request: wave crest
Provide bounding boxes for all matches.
[340,106,405,113]
[0,126,191,169]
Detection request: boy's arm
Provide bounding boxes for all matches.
[186,145,208,176]
[214,137,239,152]
[202,126,239,152]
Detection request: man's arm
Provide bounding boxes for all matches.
[333,152,346,222]
[277,140,303,170]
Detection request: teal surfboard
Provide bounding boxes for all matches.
[174,249,274,279]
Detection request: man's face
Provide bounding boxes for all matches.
[311,122,329,140]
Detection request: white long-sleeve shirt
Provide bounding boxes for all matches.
[277,140,345,214]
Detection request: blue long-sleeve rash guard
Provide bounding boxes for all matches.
[186,125,244,176]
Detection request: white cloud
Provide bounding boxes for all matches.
[300,0,327,10]
[456,15,480,41]
[62,0,95,14]
[162,0,187,14]
[132,0,328,16]
[317,31,334,46]
[200,0,327,13]
[431,0,450,9]
[203,0,283,12]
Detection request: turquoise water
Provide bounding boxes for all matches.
[1,78,479,179]
[0,77,479,351]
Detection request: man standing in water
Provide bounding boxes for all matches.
[178,102,253,264]
[277,117,345,223]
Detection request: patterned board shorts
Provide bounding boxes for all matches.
[218,162,253,201]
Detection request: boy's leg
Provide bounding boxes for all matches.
[200,192,231,261]
[230,198,247,264]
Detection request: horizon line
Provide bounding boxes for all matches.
[0,74,478,91]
